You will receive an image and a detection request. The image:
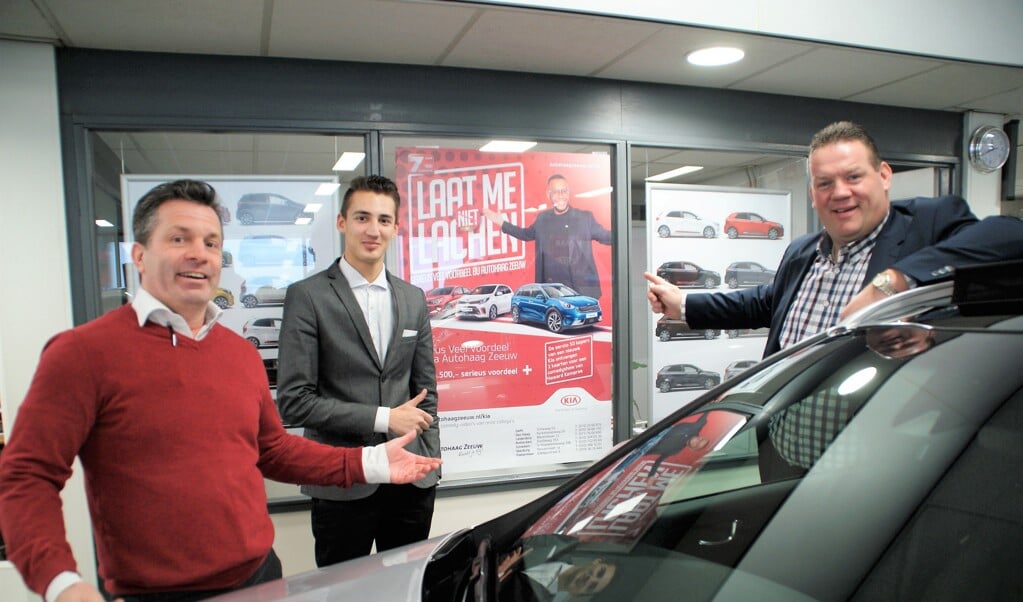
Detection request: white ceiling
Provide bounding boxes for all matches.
[4,0,1021,117]
[3,0,1022,194]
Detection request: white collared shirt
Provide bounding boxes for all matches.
[338,257,393,360]
[131,287,223,342]
[338,257,394,434]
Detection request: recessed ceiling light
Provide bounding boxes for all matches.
[646,166,704,181]
[332,152,366,171]
[686,46,744,67]
[304,203,323,213]
[480,140,537,152]
[95,219,114,227]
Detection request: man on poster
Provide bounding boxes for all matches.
[483,173,611,298]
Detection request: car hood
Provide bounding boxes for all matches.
[458,293,496,303]
[557,295,599,307]
[209,531,465,602]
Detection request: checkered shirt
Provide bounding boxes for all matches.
[777,212,890,349]
[768,387,860,469]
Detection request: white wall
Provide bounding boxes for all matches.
[480,0,1023,67]
[0,40,94,600]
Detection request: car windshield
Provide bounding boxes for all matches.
[429,287,453,295]
[494,315,1023,601]
[471,285,497,295]
[541,284,579,298]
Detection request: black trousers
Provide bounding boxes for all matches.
[311,484,436,567]
[114,548,282,602]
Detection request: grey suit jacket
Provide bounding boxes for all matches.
[277,259,440,501]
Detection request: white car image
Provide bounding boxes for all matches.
[654,209,719,238]
[455,283,513,320]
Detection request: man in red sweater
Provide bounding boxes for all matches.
[0,180,442,602]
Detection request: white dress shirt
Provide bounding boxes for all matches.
[338,257,394,434]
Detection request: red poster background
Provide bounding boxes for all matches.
[394,148,613,414]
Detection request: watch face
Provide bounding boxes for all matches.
[969,126,1011,172]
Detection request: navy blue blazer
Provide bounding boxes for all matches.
[687,196,1022,357]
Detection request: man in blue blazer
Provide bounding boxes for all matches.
[646,121,1023,358]
[277,175,440,567]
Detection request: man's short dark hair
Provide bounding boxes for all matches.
[341,175,401,216]
[547,173,568,187]
[133,179,221,245]
[809,121,883,169]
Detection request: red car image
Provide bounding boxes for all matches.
[425,285,471,318]
[724,211,784,240]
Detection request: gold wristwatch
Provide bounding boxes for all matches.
[872,270,898,297]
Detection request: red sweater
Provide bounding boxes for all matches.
[0,305,365,595]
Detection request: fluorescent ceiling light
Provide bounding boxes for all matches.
[304,203,323,213]
[95,219,114,227]
[646,165,703,181]
[576,186,613,198]
[687,46,744,67]
[332,152,366,171]
[315,182,341,195]
[294,217,312,226]
[479,140,537,152]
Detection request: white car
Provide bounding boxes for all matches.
[654,209,719,238]
[242,317,282,348]
[455,283,513,320]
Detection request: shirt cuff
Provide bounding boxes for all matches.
[362,443,391,484]
[46,572,82,602]
[374,407,391,434]
[680,295,688,325]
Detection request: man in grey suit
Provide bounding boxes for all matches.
[277,175,441,567]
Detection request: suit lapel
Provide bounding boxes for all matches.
[864,209,911,286]
[327,261,384,370]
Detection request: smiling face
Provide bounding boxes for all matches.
[131,199,223,329]
[337,189,398,279]
[809,139,893,249]
[546,176,571,214]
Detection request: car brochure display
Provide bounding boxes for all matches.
[647,184,790,422]
[394,148,615,484]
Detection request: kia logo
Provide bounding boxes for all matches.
[561,395,581,406]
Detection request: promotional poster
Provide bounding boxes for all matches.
[646,184,790,422]
[394,148,615,481]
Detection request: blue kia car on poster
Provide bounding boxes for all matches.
[510,283,602,333]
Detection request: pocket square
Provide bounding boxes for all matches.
[402,329,418,338]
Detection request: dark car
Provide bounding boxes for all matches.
[654,316,719,341]
[724,261,776,288]
[655,363,721,391]
[724,211,784,239]
[510,283,602,333]
[263,357,278,388]
[211,262,1023,602]
[236,192,314,225]
[656,261,720,288]
[426,285,471,318]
